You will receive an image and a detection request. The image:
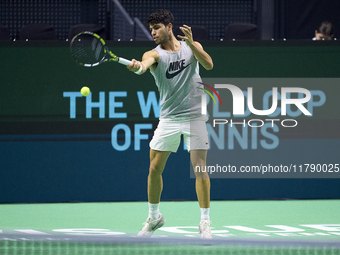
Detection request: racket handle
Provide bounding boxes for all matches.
[118,57,132,66]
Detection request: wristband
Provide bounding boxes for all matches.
[134,64,143,74]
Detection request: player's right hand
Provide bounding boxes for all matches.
[127,59,142,73]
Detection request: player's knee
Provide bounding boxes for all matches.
[192,159,207,171]
[194,169,210,179]
[149,164,164,176]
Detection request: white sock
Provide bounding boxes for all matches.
[148,203,160,220]
[200,208,210,221]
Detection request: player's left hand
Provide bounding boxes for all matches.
[178,25,194,45]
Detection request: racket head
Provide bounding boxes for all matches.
[70,31,118,67]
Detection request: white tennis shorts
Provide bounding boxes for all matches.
[150,118,209,152]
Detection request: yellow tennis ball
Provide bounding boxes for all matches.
[80,86,90,97]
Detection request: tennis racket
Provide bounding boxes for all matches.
[70,31,132,67]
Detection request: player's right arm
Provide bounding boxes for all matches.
[127,49,159,75]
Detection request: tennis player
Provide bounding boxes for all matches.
[127,9,214,239]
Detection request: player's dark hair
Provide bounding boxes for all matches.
[147,9,174,27]
[316,21,334,36]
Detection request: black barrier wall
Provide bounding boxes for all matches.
[1,41,340,203]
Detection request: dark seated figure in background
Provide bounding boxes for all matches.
[313,21,334,40]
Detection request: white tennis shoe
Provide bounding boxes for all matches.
[199,220,213,239]
[137,214,166,237]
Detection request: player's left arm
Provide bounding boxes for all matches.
[178,25,213,70]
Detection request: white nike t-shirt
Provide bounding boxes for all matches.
[150,41,205,121]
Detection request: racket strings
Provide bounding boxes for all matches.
[71,34,106,65]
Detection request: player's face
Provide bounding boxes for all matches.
[149,23,172,45]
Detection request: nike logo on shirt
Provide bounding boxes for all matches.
[165,60,191,79]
